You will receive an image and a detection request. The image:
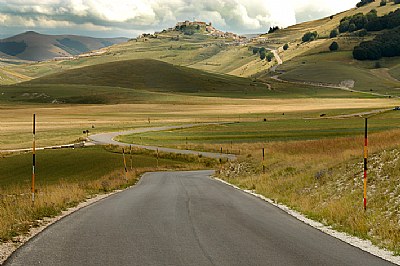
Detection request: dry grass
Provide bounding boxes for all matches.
[217,129,400,253]
[1,97,397,150]
[0,170,137,241]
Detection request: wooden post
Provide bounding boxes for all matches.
[122,148,128,182]
[32,114,36,205]
[156,148,159,168]
[364,118,368,211]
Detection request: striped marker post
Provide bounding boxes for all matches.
[130,145,133,171]
[122,148,128,182]
[262,148,265,174]
[32,114,36,205]
[363,118,368,211]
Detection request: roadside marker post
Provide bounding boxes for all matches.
[262,148,265,174]
[156,149,159,168]
[122,148,128,182]
[363,118,368,211]
[32,114,36,206]
[130,145,133,171]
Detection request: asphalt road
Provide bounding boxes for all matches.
[89,124,236,160]
[5,171,393,266]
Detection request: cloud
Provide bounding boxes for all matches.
[0,0,360,37]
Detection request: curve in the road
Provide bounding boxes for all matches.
[4,171,394,266]
[89,123,237,160]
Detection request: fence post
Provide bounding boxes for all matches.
[32,114,36,206]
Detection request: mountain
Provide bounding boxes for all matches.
[0,31,128,61]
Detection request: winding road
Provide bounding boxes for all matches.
[4,171,394,266]
[89,123,237,160]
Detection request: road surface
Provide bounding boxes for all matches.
[89,124,236,160]
[5,171,394,266]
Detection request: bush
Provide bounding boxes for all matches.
[260,51,266,60]
[339,20,350,33]
[358,29,368,37]
[266,52,274,62]
[349,23,357,32]
[380,0,386,6]
[395,0,400,4]
[283,43,289,50]
[302,31,318,42]
[356,0,374,7]
[329,29,338,38]
[329,42,339,51]
[253,47,260,55]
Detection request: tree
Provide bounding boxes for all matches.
[283,43,289,50]
[339,20,350,33]
[358,29,368,37]
[380,0,386,6]
[268,26,280,34]
[348,23,357,32]
[260,51,266,60]
[302,31,318,42]
[253,47,260,55]
[266,52,274,62]
[395,0,400,4]
[329,41,339,51]
[329,29,338,38]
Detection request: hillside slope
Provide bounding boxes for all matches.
[0,31,128,61]
[27,59,268,95]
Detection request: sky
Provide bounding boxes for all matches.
[0,0,360,38]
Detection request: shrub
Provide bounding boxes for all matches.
[356,0,374,7]
[283,43,289,50]
[358,29,368,37]
[260,51,266,60]
[380,0,386,6]
[330,29,338,38]
[329,42,339,51]
[302,31,318,42]
[349,23,357,32]
[266,52,274,62]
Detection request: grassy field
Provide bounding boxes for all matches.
[276,52,400,96]
[117,109,400,149]
[0,146,215,241]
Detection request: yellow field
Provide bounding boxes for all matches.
[0,96,398,150]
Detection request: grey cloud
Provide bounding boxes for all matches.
[0,0,360,38]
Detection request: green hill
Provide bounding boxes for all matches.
[27,59,267,95]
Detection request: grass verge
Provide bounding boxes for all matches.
[0,146,216,242]
[217,129,400,254]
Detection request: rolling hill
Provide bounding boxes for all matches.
[0,31,128,61]
[26,59,268,94]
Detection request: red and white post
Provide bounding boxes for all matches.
[363,118,368,211]
[32,114,36,205]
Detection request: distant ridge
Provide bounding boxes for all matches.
[0,31,128,61]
